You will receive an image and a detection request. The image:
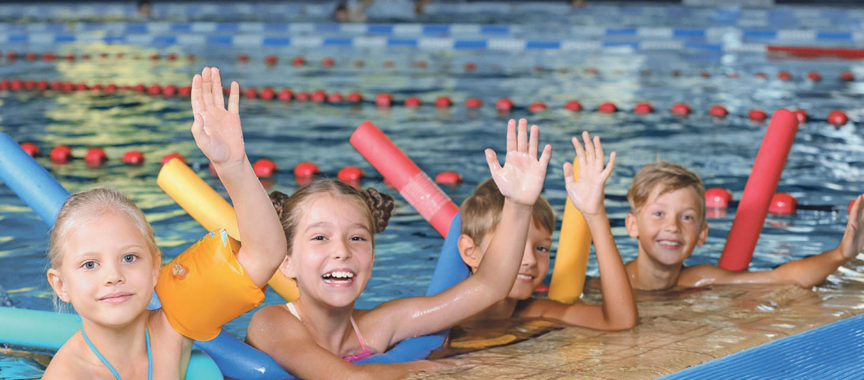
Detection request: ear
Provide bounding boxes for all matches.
[47,268,70,303]
[457,234,481,272]
[625,213,639,238]
[696,223,709,246]
[279,255,297,278]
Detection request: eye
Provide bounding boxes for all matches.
[350,235,368,242]
[312,235,326,241]
[81,261,98,270]
[651,210,663,217]
[535,246,550,255]
[122,254,138,263]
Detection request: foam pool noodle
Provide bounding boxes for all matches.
[549,158,592,303]
[718,109,798,271]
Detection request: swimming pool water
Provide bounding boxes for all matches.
[1,2,863,378]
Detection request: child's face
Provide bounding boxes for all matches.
[466,221,552,300]
[47,210,158,327]
[626,186,708,267]
[284,195,374,308]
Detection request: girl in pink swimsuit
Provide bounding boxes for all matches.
[247,119,553,378]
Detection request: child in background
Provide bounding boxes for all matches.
[457,132,636,330]
[43,67,286,379]
[622,161,864,290]
[247,119,552,378]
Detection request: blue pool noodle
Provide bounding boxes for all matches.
[358,213,469,364]
[0,133,70,225]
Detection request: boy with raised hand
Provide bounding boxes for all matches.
[623,161,864,290]
[458,132,636,330]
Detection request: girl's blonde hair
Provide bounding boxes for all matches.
[270,179,394,254]
[48,188,159,269]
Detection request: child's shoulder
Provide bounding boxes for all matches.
[43,332,100,379]
[250,303,300,329]
[678,264,734,287]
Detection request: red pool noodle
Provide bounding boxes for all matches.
[350,121,459,237]
[718,109,798,271]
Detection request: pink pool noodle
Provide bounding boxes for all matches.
[350,121,459,237]
[718,109,799,271]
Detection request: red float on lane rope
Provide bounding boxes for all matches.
[768,193,797,215]
[633,102,653,114]
[337,166,365,183]
[709,105,728,118]
[598,102,617,113]
[253,159,278,177]
[49,145,72,164]
[748,109,767,122]
[122,151,145,165]
[294,162,319,178]
[827,110,848,127]
[435,171,462,185]
[465,98,483,108]
[19,143,39,157]
[161,153,185,165]
[564,100,583,112]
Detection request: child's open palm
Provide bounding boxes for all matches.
[840,194,864,260]
[485,119,552,206]
[190,66,245,166]
[563,131,616,216]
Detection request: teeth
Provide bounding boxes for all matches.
[323,271,354,280]
[517,274,534,280]
[658,240,681,247]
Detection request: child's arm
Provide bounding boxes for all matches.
[366,118,551,346]
[682,194,864,288]
[189,67,287,287]
[521,132,636,330]
[247,306,446,380]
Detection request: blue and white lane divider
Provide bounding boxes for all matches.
[0,33,777,53]
[0,22,862,44]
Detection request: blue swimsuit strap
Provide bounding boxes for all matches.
[81,327,152,380]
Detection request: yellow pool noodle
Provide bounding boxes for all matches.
[157,158,299,301]
[548,158,592,303]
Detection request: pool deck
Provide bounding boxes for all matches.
[410,257,864,379]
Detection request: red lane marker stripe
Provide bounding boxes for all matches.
[766,45,864,59]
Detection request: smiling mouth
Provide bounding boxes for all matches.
[322,271,355,285]
[98,293,133,304]
[516,274,535,282]
[657,240,682,249]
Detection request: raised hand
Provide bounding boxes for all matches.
[839,194,864,260]
[190,66,245,166]
[485,119,552,206]
[563,131,616,217]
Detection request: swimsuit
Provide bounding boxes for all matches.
[81,328,151,380]
[155,229,265,341]
[285,302,375,362]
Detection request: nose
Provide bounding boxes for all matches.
[662,215,681,232]
[103,262,125,285]
[521,244,537,268]
[332,238,353,260]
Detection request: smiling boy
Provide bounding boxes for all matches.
[623,161,864,290]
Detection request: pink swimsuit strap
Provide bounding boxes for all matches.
[342,315,374,363]
[285,303,374,362]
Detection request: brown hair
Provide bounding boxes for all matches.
[270,179,394,252]
[460,178,555,244]
[626,161,706,223]
[48,188,159,269]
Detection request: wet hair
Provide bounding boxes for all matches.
[48,188,159,269]
[626,161,706,224]
[460,178,555,245]
[270,179,394,253]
